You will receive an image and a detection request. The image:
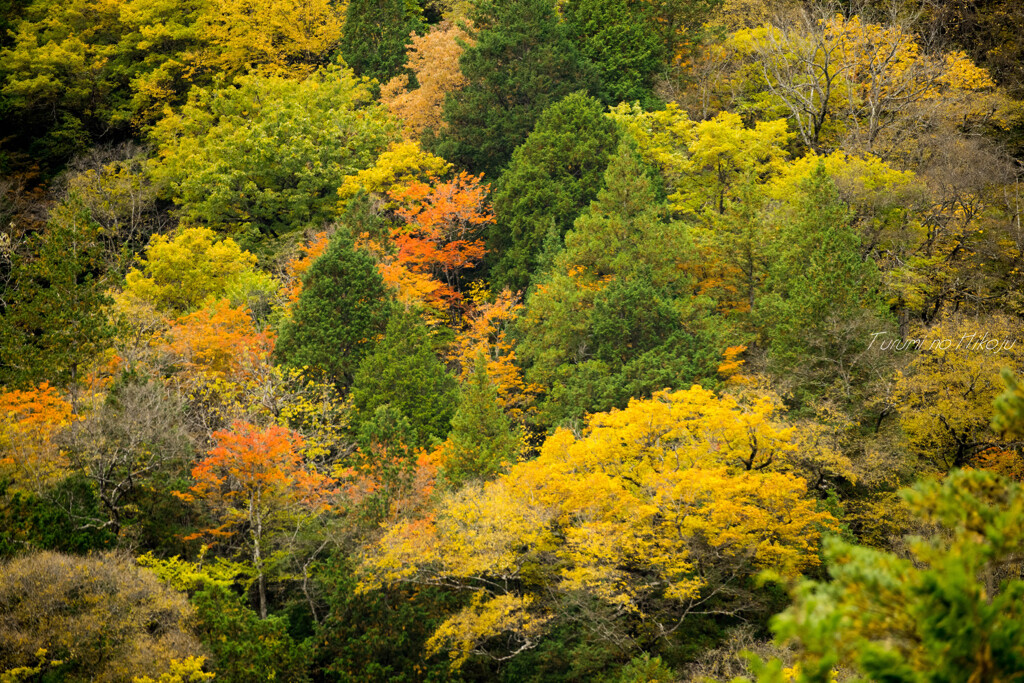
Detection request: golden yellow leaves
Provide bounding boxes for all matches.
[362,386,835,667]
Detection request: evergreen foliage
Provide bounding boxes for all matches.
[275,228,392,390]
[489,91,621,292]
[339,0,423,85]
[432,0,596,179]
[350,307,458,447]
[443,354,520,487]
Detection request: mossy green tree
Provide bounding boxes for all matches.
[442,354,521,488]
[339,0,423,85]
[350,307,457,448]
[432,0,595,179]
[488,91,621,292]
[0,195,112,388]
[754,468,1024,683]
[150,67,396,237]
[275,229,392,390]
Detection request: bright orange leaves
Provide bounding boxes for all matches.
[360,172,493,317]
[388,172,491,309]
[164,300,275,382]
[0,382,76,490]
[184,422,336,526]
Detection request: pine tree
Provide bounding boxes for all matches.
[339,0,423,85]
[488,92,621,292]
[275,227,392,390]
[443,354,520,488]
[517,142,722,426]
[350,308,457,447]
[562,0,664,106]
[432,0,595,180]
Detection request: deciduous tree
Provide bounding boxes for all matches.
[180,421,336,619]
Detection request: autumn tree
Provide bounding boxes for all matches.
[0,551,204,681]
[181,421,336,619]
[350,307,458,448]
[450,287,540,425]
[894,312,1024,473]
[363,387,833,669]
[122,227,276,316]
[432,0,595,179]
[191,0,345,80]
[730,11,1004,157]
[275,228,392,390]
[488,92,621,292]
[380,21,471,138]
[0,382,76,493]
[336,140,451,212]
[340,0,423,85]
[386,172,492,315]
[150,66,397,236]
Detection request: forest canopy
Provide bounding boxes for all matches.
[3,0,1024,680]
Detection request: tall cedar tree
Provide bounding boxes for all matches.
[275,226,392,390]
[760,162,890,382]
[339,0,423,85]
[432,0,596,180]
[489,92,621,292]
[562,0,665,106]
[351,307,457,448]
[443,354,520,488]
[518,141,721,425]
[0,195,111,387]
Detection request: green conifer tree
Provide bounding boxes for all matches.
[518,141,722,426]
[0,195,112,387]
[760,161,891,398]
[489,92,621,292]
[443,354,520,488]
[350,308,457,447]
[339,0,423,85]
[562,0,665,106]
[432,0,595,179]
[275,227,392,390]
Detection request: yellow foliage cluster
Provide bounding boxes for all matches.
[363,387,835,666]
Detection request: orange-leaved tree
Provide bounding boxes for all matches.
[180,421,336,618]
[0,382,76,492]
[371,172,492,318]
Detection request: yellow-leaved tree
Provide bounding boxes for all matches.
[361,386,835,669]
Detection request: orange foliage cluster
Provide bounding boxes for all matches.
[0,382,76,490]
[370,173,492,316]
[163,300,275,383]
[182,421,336,540]
[451,288,540,424]
[380,21,472,137]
